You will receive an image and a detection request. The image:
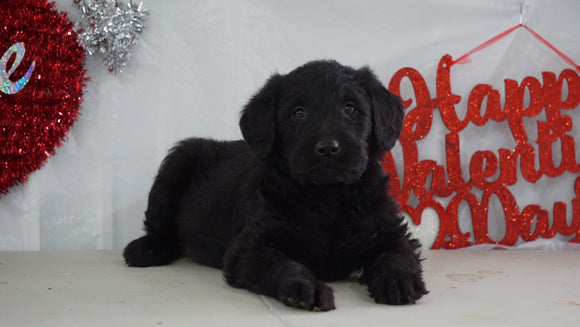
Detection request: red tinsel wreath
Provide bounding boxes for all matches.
[0,0,86,195]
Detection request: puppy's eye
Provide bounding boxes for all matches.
[344,102,357,117]
[292,107,307,122]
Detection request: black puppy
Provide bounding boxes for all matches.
[123,60,427,311]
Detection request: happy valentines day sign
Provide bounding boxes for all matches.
[382,53,580,249]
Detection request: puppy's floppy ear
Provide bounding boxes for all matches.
[357,67,404,153]
[239,74,282,158]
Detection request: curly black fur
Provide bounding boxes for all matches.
[123,60,427,311]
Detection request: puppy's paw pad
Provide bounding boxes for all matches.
[123,235,180,267]
[278,278,335,311]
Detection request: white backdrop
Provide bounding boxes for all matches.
[1,0,579,250]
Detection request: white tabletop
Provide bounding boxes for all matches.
[1,250,579,326]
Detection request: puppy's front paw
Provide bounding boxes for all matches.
[367,271,428,305]
[277,278,335,311]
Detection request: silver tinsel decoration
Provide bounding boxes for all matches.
[74,0,149,73]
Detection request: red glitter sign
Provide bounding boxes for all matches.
[0,0,86,195]
[383,52,580,249]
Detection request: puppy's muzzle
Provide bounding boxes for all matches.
[315,140,341,156]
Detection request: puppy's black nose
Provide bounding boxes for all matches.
[315,140,341,156]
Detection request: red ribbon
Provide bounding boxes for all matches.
[451,24,580,74]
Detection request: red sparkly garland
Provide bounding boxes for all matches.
[0,0,86,195]
[382,28,580,248]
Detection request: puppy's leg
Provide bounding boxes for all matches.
[124,138,226,267]
[223,230,335,311]
[360,229,428,305]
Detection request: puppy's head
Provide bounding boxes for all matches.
[240,60,404,185]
